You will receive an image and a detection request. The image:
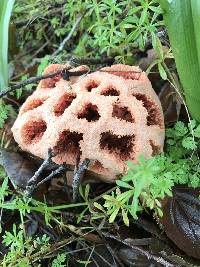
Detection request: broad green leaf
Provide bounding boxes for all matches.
[0,0,15,90]
[160,0,200,121]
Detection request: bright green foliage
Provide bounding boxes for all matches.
[160,0,200,121]
[0,194,84,265]
[102,188,132,225]
[52,254,67,267]
[96,121,200,225]
[0,100,12,128]
[1,121,200,261]
[2,224,53,267]
[13,0,163,63]
[86,0,163,60]
[0,0,15,90]
[146,37,173,79]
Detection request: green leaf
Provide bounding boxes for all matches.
[160,0,200,121]
[93,202,105,212]
[116,180,133,189]
[188,120,196,131]
[122,208,129,226]
[0,101,11,128]
[37,55,50,75]
[182,137,197,150]
[174,121,188,137]
[52,253,67,267]
[126,161,135,169]
[158,62,167,80]
[194,125,200,138]
[190,174,200,188]
[0,0,15,90]
[109,208,119,223]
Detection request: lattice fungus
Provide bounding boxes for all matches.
[12,64,165,181]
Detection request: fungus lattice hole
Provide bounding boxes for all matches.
[101,87,120,96]
[150,140,161,156]
[133,93,161,126]
[54,93,76,116]
[78,104,100,122]
[100,132,135,160]
[53,130,83,155]
[85,80,100,92]
[112,104,134,123]
[22,98,48,113]
[22,119,47,144]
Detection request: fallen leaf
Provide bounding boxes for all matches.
[0,149,38,188]
[118,247,163,267]
[25,218,38,237]
[160,186,200,259]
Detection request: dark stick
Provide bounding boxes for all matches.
[37,164,67,186]
[71,57,115,66]
[72,159,90,201]
[102,232,174,267]
[0,68,88,98]
[24,149,55,196]
[99,69,142,73]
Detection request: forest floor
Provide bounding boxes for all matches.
[0,1,200,266]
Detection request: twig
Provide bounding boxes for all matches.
[90,220,125,267]
[78,240,114,267]
[53,14,84,56]
[71,57,115,66]
[99,70,142,73]
[72,159,90,201]
[0,68,88,98]
[102,232,174,267]
[24,149,55,196]
[37,164,67,186]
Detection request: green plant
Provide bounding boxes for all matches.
[160,0,200,121]
[0,0,15,90]
[12,0,163,63]
[86,0,163,62]
[0,100,12,128]
[95,121,200,225]
[52,253,67,267]
[0,121,199,264]
[2,224,62,267]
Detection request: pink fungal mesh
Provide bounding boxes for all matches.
[12,64,165,181]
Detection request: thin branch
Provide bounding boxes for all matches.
[53,14,84,56]
[0,68,88,98]
[37,164,67,186]
[72,159,90,201]
[71,57,115,66]
[24,149,55,196]
[102,232,174,267]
